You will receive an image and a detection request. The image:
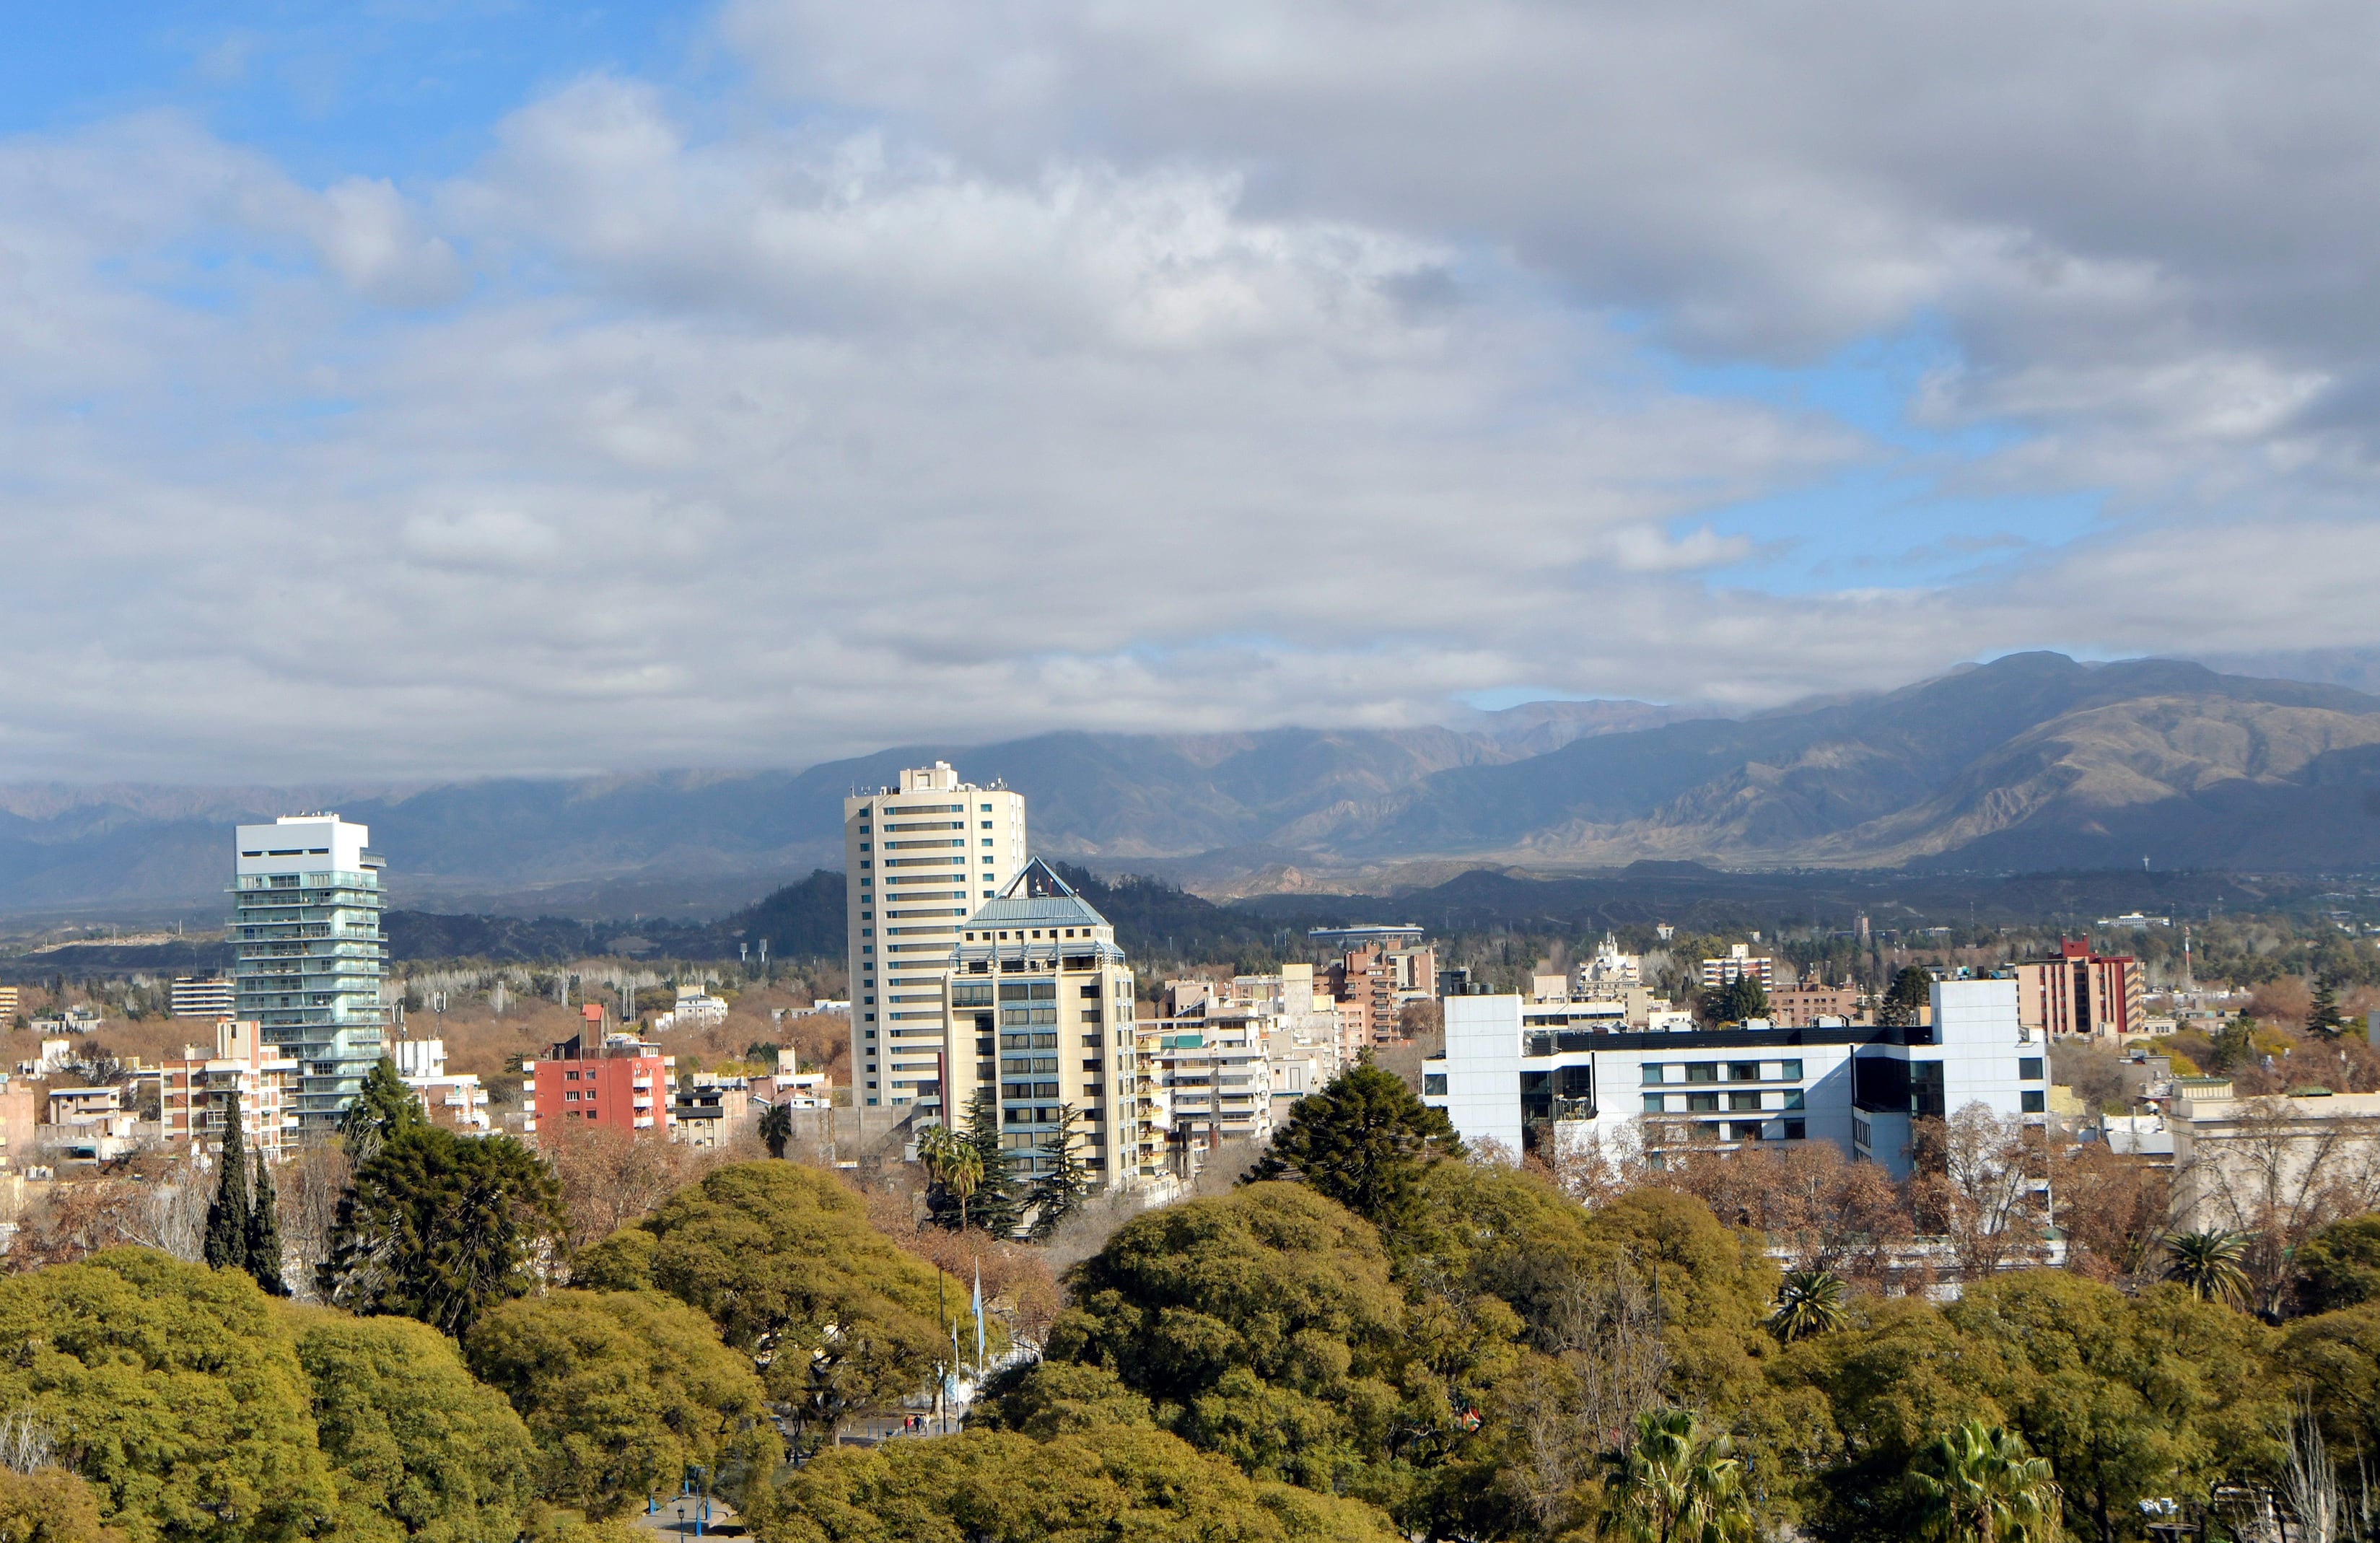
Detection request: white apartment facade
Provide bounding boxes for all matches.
[846,763,1028,1107]
[1698,943,1776,991]
[1425,977,2044,1179]
[231,815,389,1133]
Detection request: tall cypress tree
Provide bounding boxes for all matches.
[202,1088,250,1272]
[246,1149,285,1296]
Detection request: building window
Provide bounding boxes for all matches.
[1728,1091,1762,1111]
[1687,1092,1719,1112]
[1780,1059,1803,1080]
[1642,1093,1667,1114]
[1785,1119,1807,1140]
[1424,1073,1447,1096]
[1684,1064,1718,1083]
[2018,1057,2044,1080]
[1641,1065,1665,1085]
[2021,1090,2047,1114]
[1728,1062,1758,1082]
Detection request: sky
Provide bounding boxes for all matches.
[4,0,2379,782]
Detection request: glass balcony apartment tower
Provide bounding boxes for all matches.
[230,814,389,1135]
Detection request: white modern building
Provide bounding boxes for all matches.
[1423,976,2044,1179]
[231,815,389,1134]
[845,763,1029,1107]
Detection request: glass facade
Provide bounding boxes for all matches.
[231,852,388,1132]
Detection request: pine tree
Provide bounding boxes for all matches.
[202,1088,250,1273]
[1027,1103,1092,1239]
[963,1087,1023,1238]
[245,1150,285,1297]
[340,1056,425,1159]
[2307,976,2350,1041]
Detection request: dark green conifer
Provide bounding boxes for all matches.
[202,1088,250,1272]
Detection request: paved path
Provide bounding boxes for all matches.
[628,1496,745,1537]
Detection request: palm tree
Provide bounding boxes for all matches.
[758,1101,794,1159]
[1909,1420,2061,1543]
[2164,1229,2252,1306]
[1606,1407,1756,1543]
[917,1124,984,1232]
[1768,1268,1849,1342]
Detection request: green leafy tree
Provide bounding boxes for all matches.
[589,1163,982,1449]
[2164,1230,2252,1306]
[1769,1269,1849,1343]
[0,1466,126,1543]
[246,1153,285,1298]
[341,1057,427,1159]
[1604,1408,1755,1543]
[2296,1213,2380,1314]
[1026,1103,1091,1240]
[1044,1181,1409,1494]
[319,1127,566,1338]
[756,1423,1402,1543]
[758,1102,794,1160]
[1880,968,1932,1028]
[1942,1272,2284,1543]
[1242,1064,1463,1233]
[2276,1301,2380,1460]
[2306,976,2350,1040]
[0,1247,344,1542]
[465,1289,777,1520]
[288,1306,540,1542]
[1709,975,1769,1025]
[2207,1016,2256,1073]
[1907,1420,2062,1543]
[203,1090,250,1274]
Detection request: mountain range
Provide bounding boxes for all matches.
[4,652,2379,922]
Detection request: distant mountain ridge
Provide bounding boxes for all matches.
[4,655,2378,920]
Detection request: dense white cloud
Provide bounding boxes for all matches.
[0,4,2376,782]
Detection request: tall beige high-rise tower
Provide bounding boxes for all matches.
[844,763,1027,1108]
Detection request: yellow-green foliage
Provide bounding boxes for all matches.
[284,1306,539,1542]
[465,1289,778,1519]
[0,1249,343,1542]
[759,1425,1402,1543]
[0,1466,127,1543]
[608,1163,989,1438]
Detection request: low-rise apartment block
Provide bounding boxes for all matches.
[1424,977,2044,1179]
[526,1020,673,1138]
[1699,943,1776,991]
[394,1038,491,1135]
[168,977,236,1019]
[158,1018,300,1163]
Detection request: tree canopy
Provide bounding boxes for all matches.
[582,1162,982,1446]
[465,1289,776,1519]
[319,1127,566,1337]
[0,1249,343,1543]
[1242,1064,1463,1233]
[286,1306,539,1543]
[755,1424,1402,1543]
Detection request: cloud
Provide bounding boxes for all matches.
[0,12,2377,784]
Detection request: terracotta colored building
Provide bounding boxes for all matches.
[158,1018,301,1164]
[2014,940,2143,1044]
[526,1013,672,1139]
[1768,977,1860,1028]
